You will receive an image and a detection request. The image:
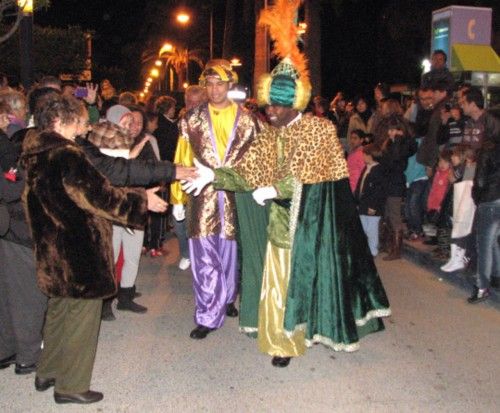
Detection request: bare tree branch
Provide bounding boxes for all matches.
[0,0,51,43]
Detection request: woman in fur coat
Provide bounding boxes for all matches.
[21,94,166,405]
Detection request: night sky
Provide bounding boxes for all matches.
[33,0,500,100]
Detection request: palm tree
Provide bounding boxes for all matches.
[252,0,359,96]
[163,47,205,89]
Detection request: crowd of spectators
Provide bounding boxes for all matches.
[0,47,499,403]
[302,50,499,305]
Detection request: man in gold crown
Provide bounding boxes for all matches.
[170,59,265,339]
[183,0,391,367]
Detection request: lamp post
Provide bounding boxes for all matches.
[209,0,213,60]
[18,0,34,90]
[176,6,213,61]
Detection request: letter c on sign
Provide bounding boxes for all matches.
[467,19,476,40]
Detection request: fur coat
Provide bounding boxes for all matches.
[21,131,147,299]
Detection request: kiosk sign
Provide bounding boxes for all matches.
[431,6,492,69]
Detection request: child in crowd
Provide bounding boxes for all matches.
[354,144,387,256]
[379,115,417,260]
[347,129,366,193]
[404,136,429,241]
[425,149,453,259]
[440,144,477,272]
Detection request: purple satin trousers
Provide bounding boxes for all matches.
[189,236,238,329]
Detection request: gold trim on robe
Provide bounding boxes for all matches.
[178,103,262,239]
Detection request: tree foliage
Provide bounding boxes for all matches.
[0,24,86,79]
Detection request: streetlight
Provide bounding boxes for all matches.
[422,59,431,74]
[298,22,307,35]
[155,60,163,67]
[176,12,190,25]
[159,42,173,57]
[230,58,242,68]
[175,7,213,60]
[150,68,160,78]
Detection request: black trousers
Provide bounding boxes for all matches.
[0,239,47,365]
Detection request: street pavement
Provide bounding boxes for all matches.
[1,236,499,412]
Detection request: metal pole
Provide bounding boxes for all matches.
[210,0,213,60]
[186,47,189,85]
[19,11,34,90]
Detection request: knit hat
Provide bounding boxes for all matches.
[256,0,311,111]
[105,104,131,126]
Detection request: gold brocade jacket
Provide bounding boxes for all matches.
[175,103,262,239]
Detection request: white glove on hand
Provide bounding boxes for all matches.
[181,159,215,196]
[252,186,278,206]
[172,204,186,221]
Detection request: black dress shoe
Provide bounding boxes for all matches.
[467,287,490,304]
[0,354,16,370]
[271,356,291,367]
[54,390,104,404]
[15,363,37,375]
[35,376,55,391]
[226,303,239,317]
[189,325,214,339]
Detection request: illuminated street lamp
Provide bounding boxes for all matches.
[147,77,153,82]
[18,0,33,12]
[150,68,160,78]
[230,58,242,67]
[421,58,431,74]
[155,60,163,67]
[298,22,307,35]
[175,8,213,60]
[176,12,190,25]
[159,42,173,57]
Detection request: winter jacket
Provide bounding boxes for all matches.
[154,115,179,162]
[347,112,373,138]
[354,163,387,216]
[347,146,365,192]
[380,134,418,197]
[21,131,147,299]
[417,99,448,168]
[421,67,455,93]
[76,136,176,186]
[472,138,500,204]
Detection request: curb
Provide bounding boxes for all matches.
[402,240,500,309]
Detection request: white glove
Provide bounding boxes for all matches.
[252,186,278,206]
[181,159,215,196]
[172,204,185,221]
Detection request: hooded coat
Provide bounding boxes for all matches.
[21,131,147,299]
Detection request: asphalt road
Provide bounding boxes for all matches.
[1,237,499,412]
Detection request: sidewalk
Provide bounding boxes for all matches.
[401,238,499,308]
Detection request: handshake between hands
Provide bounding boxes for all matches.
[180,159,277,206]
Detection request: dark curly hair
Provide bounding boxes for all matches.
[34,94,83,132]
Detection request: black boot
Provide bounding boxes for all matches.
[379,220,393,254]
[383,230,402,261]
[116,287,147,313]
[131,285,142,298]
[101,298,115,321]
[226,303,238,317]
